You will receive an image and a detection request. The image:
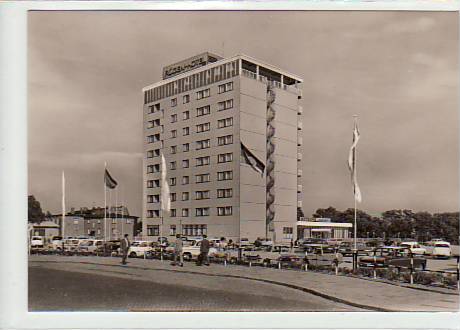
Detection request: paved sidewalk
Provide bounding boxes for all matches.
[29,255,459,312]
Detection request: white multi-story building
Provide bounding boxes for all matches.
[142,52,303,243]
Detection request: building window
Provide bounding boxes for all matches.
[218,82,233,94]
[147,164,160,173]
[171,98,177,107]
[217,152,233,163]
[147,134,160,143]
[183,127,190,136]
[170,193,177,202]
[147,119,161,129]
[97,229,101,235]
[183,111,190,120]
[182,159,190,168]
[147,179,160,188]
[182,224,207,236]
[182,176,190,185]
[147,194,160,203]
[195,190,210,200]
[170,146,177,154]
[195,173,210,183]
[196,139,211,150]
[148,103,160,114]
[283,227,293,239]
[217,135,233,146]
[197,105,211,117]
[170,209,177,217]
[171,130,177,138]
[182,192,190,201]
[182,208,189,217]
[217,170,233,181]
[195,207,210,216]
[196,88,210,100]
[183,143,190,152]
[196,156,210,166]
[147,225,160,236]
[171,114,178,123]
[217,99,233,111]
[196,122,211,133]
[218,117,233,128]
[170,161,177,170]
[169,177,176,186]
[217,206,232,216]
[183,94,190,104]
[170,225,176,236]
[147,149,160,158]
[217,188,233,198]
[147,210,160,218]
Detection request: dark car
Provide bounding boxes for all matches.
[359,246,427,270]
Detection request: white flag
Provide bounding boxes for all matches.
[160,153,171,212]
[348,120,362,203]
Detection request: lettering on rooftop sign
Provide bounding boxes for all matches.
[162,53,221,79]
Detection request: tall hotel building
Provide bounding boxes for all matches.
[142,52,303,243]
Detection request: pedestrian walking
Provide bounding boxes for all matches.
[120,234,131,265]
[197,234,210,266]
[171,234,183,267]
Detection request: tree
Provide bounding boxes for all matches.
[28,195,45,223]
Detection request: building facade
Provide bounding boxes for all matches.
[142,52,303,243]
[297,218,352,240]
[50,206,137,240]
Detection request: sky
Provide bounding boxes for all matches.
[28,10,459,218]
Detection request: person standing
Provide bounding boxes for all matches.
[120,234,131,265]
[197,234,210,266]
[171,234,183,266]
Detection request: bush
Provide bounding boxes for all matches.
[442,274,458,288]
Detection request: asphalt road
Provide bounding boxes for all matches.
[29,265,360,312]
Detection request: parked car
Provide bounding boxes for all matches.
[181,240,218,261]
[30,236,45,249]
[239,238,251,247]
[78,239,104,255]
[338,242,372,256]
[399,241,427,255]
[49,236,63,250]
[359,246,427,269]
[430,241,452,259]
[305,246,342,267]
[272,254,304,269]
[128,241,155,258]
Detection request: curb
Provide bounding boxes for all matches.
[31,259,395,312]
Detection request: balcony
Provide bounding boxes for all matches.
[297,200,303,208]
[297,153,302,161]
[297,185,302,193]
[297,136,303,146]
[297,121,303,130]
[297,169,302,177]
[241,69,299,93]
[298,106,303,115]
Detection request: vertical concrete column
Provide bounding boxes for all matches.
[238,58,242,75]
[256,65,259,79]
[281,75,284,87]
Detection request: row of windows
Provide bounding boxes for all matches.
[147,188,233,203]
[144,61,238,104]
[146,206,233,218]
[146,171,232,186]
[146,224,208,237]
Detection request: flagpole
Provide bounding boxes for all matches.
[104,162,107,242]
[353,115,358,251]
[62,171,66,238]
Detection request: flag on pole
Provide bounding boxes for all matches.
[160,153,171,212]
[348,119,362,203]
[104,167,118,189]
[241,142,265,176]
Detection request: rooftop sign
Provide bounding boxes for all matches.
[162,52,222,80]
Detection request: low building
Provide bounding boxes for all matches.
[297,217,352,240]
[50,206,138,240]
[30,221,60,240]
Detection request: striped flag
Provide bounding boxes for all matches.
[348,119,362,203]
[241,142,265,176]
[160,153,171,212]
[104,167,118,189]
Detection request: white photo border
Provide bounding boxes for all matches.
[0,1,459,329]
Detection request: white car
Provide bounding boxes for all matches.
[431,241,452,259]
[78,239,104,254]
[400,242,427,255]
[30,236,44,248]
[182,240,218,261]
[49,236,64,250]
[128,241,154,257]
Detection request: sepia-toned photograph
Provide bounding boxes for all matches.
[27,9,459,313]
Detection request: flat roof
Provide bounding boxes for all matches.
[142,53,303,92]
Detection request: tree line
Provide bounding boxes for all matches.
[311,207,459,244]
